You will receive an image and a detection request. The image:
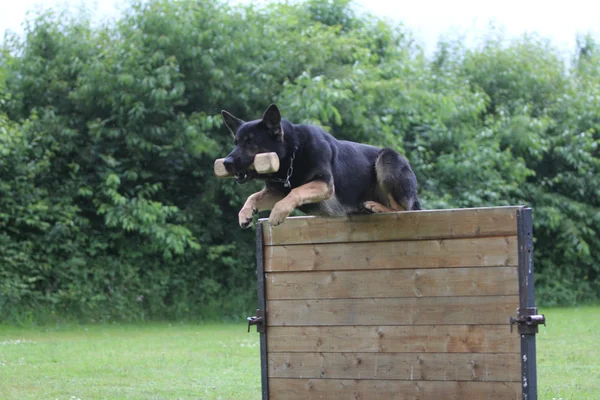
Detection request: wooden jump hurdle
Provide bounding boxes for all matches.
[247,206,545,400]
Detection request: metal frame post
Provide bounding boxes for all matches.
[517,207,539,400]
[255,222,269,400]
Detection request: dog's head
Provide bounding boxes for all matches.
[220,104,285,184]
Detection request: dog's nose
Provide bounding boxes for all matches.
[223,157,234,172]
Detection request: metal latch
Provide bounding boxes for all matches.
[510,307,546,334]
[247,309,265,333]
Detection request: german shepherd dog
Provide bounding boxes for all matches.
[220,104,422,228]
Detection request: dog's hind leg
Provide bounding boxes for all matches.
[239,186,285,228]
[363,192,414,213]
[363,200,397,213]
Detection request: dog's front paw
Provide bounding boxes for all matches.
[268,201,293,226]
[238,206,256,229]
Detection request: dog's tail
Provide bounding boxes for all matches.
[413,199,423,210]
[375,148,422,211]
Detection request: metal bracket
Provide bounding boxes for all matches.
[247,309,265,333]
[510,307,546,334]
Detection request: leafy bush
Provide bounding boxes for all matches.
[0,0,598,323]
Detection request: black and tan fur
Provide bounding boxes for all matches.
[220,104,422,227]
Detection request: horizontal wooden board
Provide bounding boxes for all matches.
[267,326,519,353]
[264,236,518,272]
[269,352,520,382]
[267,296,519,326]
[269,378,520,400]
[260,206,521,245]
[266,267,518,299]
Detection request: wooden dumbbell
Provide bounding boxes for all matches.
[214,152,280,178]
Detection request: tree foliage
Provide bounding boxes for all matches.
[1,0,598,322]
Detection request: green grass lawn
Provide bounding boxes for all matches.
[0,307,598,400]
[0,323,261,400]
[537,306,600,400]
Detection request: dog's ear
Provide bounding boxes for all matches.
[261,104,283,140]
[221,110,244,137]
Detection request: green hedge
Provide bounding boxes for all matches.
[0,0,598,323]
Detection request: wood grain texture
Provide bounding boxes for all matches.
[267,326,519,353]
[269,378,521,400]
[267,296,519,326]
[260,206,521,245]
[269,352,520,382]
[264,236,518,272]
[266,266,518,299]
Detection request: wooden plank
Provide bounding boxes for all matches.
[260,206,521,245]
[266,267,518,299]
[267,296,519,326]
[267,326,519,353]
[264,236,518,272]
[269,352,520,382]
[269,378,521,400]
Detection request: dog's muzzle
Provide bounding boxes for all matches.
[234,170,258,184]
[223,155,257,184]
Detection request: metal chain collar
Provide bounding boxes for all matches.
[269,150,295,188]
